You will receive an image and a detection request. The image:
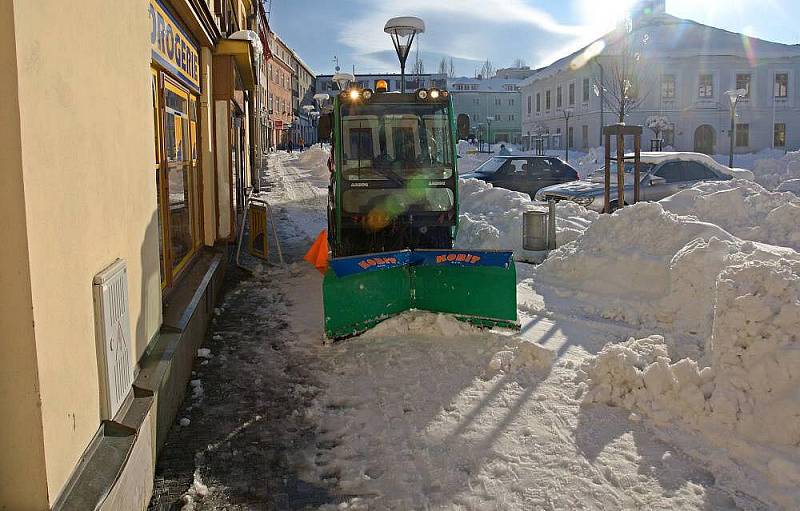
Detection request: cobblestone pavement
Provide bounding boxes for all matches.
[149,156,336,510]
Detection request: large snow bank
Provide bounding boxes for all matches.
[456,178,598,255]
[532,202,796,347]
[579,258,800,508]
[660,179,800,251]
[713,149,800,191]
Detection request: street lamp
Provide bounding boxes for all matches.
[725,88,747,168]
[332,72,355,91]
[384,17,425,93]
[563,108,574,162]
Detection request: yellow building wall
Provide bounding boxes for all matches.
[200,47,218,245]
[12,0,162,502]
[0,2,50,509]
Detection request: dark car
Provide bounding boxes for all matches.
[461,156,579,197]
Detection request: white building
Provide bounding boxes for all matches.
[448,76,528,144]
[520,0,800,155]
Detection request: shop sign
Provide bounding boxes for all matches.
[149,0,200,93]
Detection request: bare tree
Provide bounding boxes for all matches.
[438,57,448,75]
[412,54,425,75]
[594,27,655,123]
[448,57,456,78]
[513,57,527,68]
[479,59,494,79]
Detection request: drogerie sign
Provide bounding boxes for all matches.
[148,0,200,93]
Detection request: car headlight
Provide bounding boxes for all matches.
[573,197,594,206]
[534,192,546,201]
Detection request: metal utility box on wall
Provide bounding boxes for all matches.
[249,203,269,259]
[93,259,134,420]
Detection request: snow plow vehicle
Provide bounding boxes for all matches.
[318,81,518,339]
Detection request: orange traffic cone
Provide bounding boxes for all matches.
[304,230,329,274]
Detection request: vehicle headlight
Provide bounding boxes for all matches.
[534,192,546,201]
[573,197,594,206]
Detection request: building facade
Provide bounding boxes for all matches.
[292,55,317,147]
[521,1,800,154]
[448,76,524,144]
[1,0,259,508]
[267,33,294,149]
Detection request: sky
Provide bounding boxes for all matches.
[267,0,800,77]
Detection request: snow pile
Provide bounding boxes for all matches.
[660,179,800,251]
[532,202,796,345]
[456,178,598,255]
[294,145,329,171]
[360,310,486,339]
[752,149,800,191]
[572,146,604,179]
[487,340,555,375]
[579,258,800,508]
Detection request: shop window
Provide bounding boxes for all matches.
[662,74,675,99]
[152,71,203,289]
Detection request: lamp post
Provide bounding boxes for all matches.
[563,108,573,162]
[384,17,425,93]
[725,89,747,168]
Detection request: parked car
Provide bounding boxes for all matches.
[461,156,579,197]
[534,152,739,212]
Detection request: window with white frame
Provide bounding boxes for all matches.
[568,83,575,105]
[545,90,551,110]
[527,95,532,114]
[536,93,541,112]
[774,123,786,147]
[736,123,749,147]
[556,86,562,108]
[775,73,789,98]
[661,74,675,99]
[698,74,713,98]
[736,73,751,98]
[583,78,590,103]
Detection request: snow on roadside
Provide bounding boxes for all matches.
[456,178,598,255]
[712,149,800,192]
[660,179,800,251]
[578,258,800,509]
[528,202,798,352]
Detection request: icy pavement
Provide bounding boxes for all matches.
[151,148,766,510]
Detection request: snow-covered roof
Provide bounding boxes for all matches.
[447,76,523,92]
[522,13,800,86]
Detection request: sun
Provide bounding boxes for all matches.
[577,0,638,32]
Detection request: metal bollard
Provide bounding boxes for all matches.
[523,209,549,251]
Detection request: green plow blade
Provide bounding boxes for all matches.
[323,250,518,339]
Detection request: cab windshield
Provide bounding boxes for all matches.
[340,102,454,181]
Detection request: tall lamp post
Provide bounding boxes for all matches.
[563,108,573,162]
[384,17,425,93]
[725,89,747,168]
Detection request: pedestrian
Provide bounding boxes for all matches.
[287,139,293,153]
[498,143,511,156]
[299,137,305,152]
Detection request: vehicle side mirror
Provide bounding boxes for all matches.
[650,176,666,186]
[318,113,333,141]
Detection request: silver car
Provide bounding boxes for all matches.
[534,152,737,212]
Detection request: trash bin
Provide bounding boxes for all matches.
[523,209,549,251]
